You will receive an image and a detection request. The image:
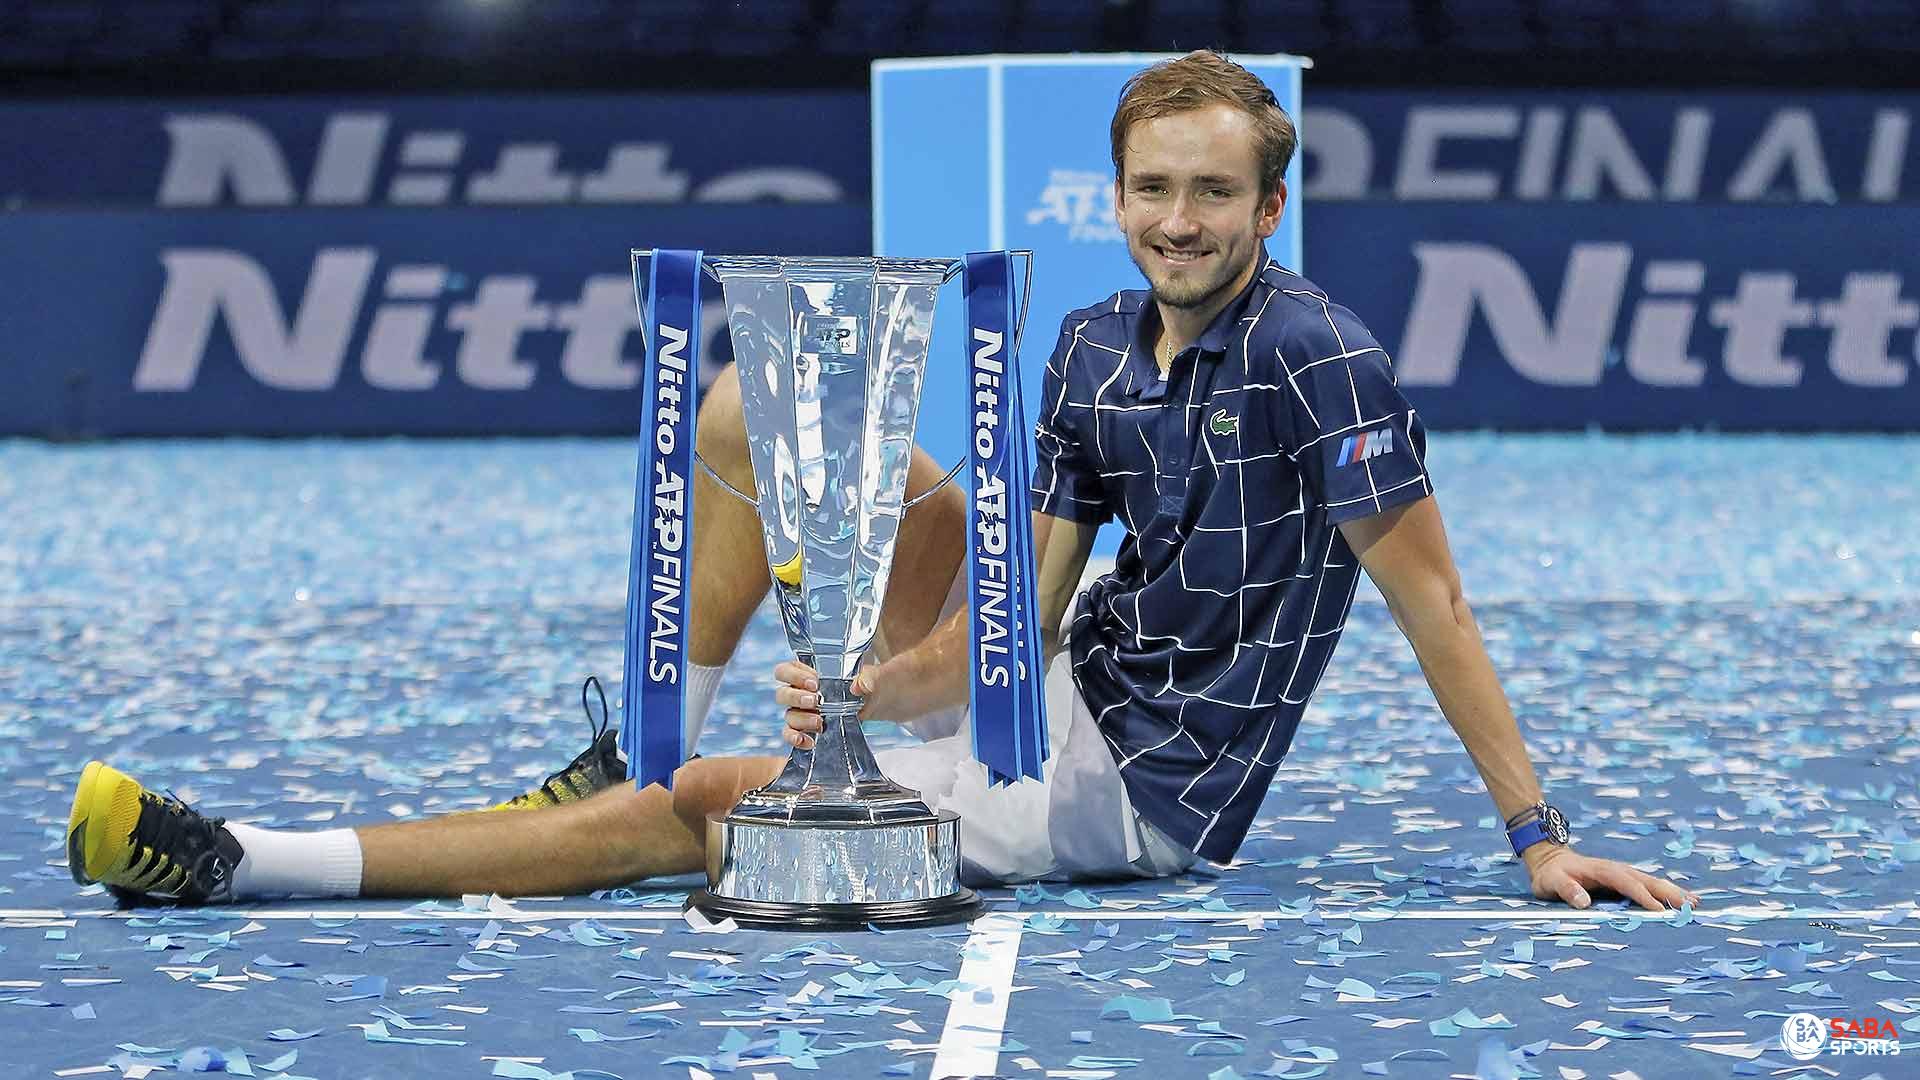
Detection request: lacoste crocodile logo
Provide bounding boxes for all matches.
[1209,409,1238,438]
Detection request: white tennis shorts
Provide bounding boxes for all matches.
[872,575,1196,886]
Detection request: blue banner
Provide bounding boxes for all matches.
[1303,203,1920,431]
[4,84,1917,438]
[625,249,702,791]
[0,93,867,208]
[1300,90,1920,204]
[5,88,1912,210]
[963,251,1047,786]
[0,205,863,436]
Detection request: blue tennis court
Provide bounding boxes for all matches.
[4,433,1915,1078]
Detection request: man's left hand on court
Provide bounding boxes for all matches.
[1525,845,1701,911]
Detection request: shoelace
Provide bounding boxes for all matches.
[581,675,611,745]
[126,791,226,892]
[529,677,615,803]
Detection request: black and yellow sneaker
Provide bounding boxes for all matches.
[486,676,629,811]
[67,762,243,906]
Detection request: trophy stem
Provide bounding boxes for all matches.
[736,673,931,819]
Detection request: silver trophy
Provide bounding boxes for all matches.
[654,254,1023,929]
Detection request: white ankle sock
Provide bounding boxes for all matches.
[226,824,363,900]
[684,662,727,752]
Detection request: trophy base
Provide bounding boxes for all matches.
[686,888,981,931]
[695,809,981,929]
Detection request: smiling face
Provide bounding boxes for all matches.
[1115,103,1286,317]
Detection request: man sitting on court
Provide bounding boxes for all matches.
[66,51,1696,915]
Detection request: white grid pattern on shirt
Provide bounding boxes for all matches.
[1035,262,1433,857]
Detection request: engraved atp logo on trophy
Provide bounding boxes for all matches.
[800,315,860,355]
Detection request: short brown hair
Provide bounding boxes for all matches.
[1110,50,1298,201]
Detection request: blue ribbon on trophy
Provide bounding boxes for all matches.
[624,248,703,791]
[963,250,1049,786]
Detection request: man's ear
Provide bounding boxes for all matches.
[1112,177,1125,227]
[1256,179,1286,239]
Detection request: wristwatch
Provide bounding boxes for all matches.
[1506,801,1571,857]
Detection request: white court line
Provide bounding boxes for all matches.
[0,905,1908,924]
[930,913,1024,1080]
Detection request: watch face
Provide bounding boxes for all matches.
[1543,805,1571,844]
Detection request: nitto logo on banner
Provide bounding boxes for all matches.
[1025,169,1122,242]
[157,112,844,207]
[1398,243,1919,389]
[133,247,724,392]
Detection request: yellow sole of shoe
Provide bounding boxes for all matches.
[68,760,141,884]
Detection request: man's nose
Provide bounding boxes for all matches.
[1162,195,1201,238]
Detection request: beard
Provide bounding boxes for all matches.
[1129,236,1258,311]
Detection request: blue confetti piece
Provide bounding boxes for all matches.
[569,1027,652,1043]
[1475,1036,1519,1080]
[326,975,387,1002]
[261,1051,298,1071]
[568,920,628,947]
[1101,996,1176,1022]
[267,1029,321,1042]
[360,1020,464,1046]
[71,1002,96,1020]
[178,1047,227,1073]
[1187,1041,1243,1057]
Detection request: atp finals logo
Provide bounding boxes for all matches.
[1335,428,1394,468]
[1025,169,1122,242]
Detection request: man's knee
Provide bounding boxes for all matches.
[696,363,750,478]
[668,756,781,833]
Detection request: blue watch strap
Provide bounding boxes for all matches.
[1508,818,1553,857]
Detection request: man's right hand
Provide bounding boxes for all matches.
[774,660,824,750]
[773,656,918,749]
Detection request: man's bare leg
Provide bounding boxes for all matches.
[357,755,784,897]
[692,364,967,668]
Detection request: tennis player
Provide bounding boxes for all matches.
[68,51,1695,915]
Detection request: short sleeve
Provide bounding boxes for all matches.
[1029,321,1111,525]
[1275,300,1434,525]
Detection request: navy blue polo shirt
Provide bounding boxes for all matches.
[1031,257,1434,862]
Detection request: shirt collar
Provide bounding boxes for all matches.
[1123,253,1272,399]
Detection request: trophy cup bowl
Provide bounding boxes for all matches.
[685,255,981,930]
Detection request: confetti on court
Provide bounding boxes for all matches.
[3,436,1917,1077]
